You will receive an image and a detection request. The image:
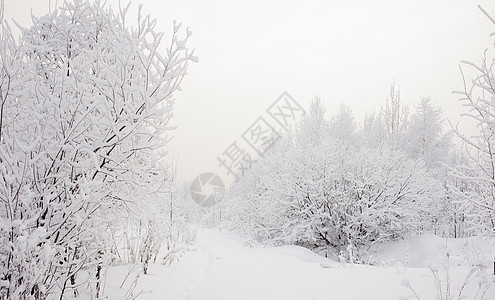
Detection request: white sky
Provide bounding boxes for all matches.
[5,0,495,184]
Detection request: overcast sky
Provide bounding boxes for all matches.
[5,0,495,184]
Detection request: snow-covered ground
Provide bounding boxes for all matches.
[101,229,495,300]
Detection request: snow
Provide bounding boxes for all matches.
[367,234,495,268]
[100,228,495,300]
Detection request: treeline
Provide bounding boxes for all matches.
[224,80,495,260]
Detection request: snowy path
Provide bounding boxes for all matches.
[106,229,494,300]
[161,229,429,300]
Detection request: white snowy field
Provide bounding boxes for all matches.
[99,229,495,300]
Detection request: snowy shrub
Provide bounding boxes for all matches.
[403,249,494,300]
[231,141,441,252]
[0,1,196,298]
[227,98,445,258]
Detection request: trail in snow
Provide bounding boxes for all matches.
[185,229,424,300]
[104,229,495,300]
[183,242,211,299]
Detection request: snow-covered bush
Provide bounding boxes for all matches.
[230,142,441,251]
[226,98,444,258]
[0,1,196,298]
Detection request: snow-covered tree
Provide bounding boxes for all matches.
[360,111,387,149]
[382,83,409,144]
[0,1,196,298]
[399,97,453,236]
[406,97,451,169]
[450,6,495,236]
[296,96,328,147]
[444,146,473,238]
[329,102,357,144]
